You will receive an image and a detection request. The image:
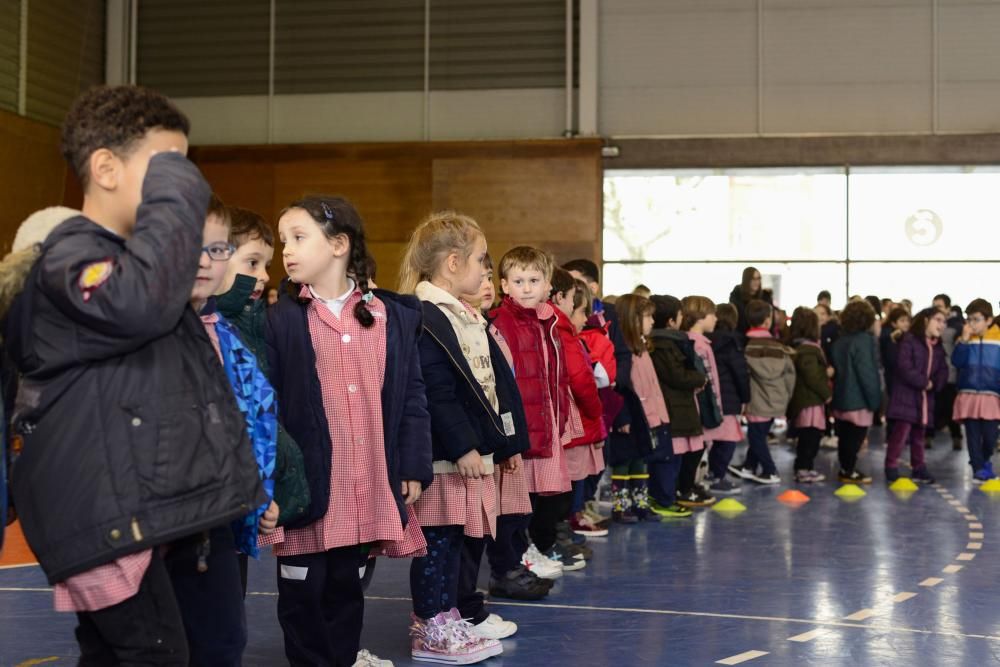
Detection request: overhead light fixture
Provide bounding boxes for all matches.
[601,145,620,158]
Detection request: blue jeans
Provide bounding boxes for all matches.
[964,419,999,473]
[743,419,777,476]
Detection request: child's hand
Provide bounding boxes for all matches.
[926,381,934,391]
[401,480,422,505]
[501,454,522,474]
[961,323,972,342]
[258,501,279,535]
[618,423,631,434]
[457,450,486,479]
[826,366,835,378]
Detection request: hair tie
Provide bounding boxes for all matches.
[362,291,374,304]
[320,202,333,220]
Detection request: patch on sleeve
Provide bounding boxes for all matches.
[78,260,113,301]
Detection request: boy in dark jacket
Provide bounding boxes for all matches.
[4,85,264,662]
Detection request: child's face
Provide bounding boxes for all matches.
[814,307,830,326]
[700,313,718,333]
[190,215,231,309]
[105,129,189,233]
[454,235,488,298]
[478,271,496,308]
[278,208,346,287]
[553,287,576,318]
[896,316,911,333]
[567,270,599,298]
[501,267,547,309]
[926,312,946,338]
[218,237,275,300]
[571,304,588,332]
[642,311,654,337]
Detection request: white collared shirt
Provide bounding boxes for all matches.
[309,278,356,318]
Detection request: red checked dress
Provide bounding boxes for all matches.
[260,285,425,558]
[488,324,533,515]
[412,282,498,539]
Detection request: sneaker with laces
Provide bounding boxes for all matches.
[884,467,900,483]
[649,499,693,517]
[584,500,611,526]
[748,471,781,485]
[353,649,393,667]
[469,613,517,640]
[410,612,500,664]
[676,490,712,507]
[488,567,550,601]
[911,466,936,484]
[521,544,563,579]
[795,469,825,483]
[728,464,755,480]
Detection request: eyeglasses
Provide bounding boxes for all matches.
[202,242,236,262]
[969,315,987,324]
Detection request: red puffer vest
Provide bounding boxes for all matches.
[490,297,568,458]
[552,307,606,448]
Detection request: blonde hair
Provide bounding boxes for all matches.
[398,211,483,294]
[498,245,553,282]
[680,295,716,331]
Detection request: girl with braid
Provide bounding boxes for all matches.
[263,196,433,667]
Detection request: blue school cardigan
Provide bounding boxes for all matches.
[265,284,434,530]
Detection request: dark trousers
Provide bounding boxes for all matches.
[529,492,573,552]
[583,472,601,504]
[167,526,246,667]
[488,513,531,579]
[743,420,777,476]
[709,440,738,479]
[835,420,868,473]
[570,479,586,515]
[75,551,189,667]
[935,383,962,438]
[410,525,464,619]
[277,545,365,666]
[794,427,823,471]
[457,536,489,625]
[648,453,682,507]
[677,450,703,495]
[964,419,999,473]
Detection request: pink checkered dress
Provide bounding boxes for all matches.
[260,288,425,558]
[415,472,497,538]
[487,323,534,514]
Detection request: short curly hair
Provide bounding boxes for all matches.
[228,206,274,247]
[839,300,876,334]
[61,85,190,189]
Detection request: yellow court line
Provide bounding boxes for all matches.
[943,564,964,573]
[957,553,976,561]
[969,532,985,539]
[920,577,944,587]
[716,650,769,665]
[970,522,983,530]
[892,592,918,603]
[787,629,827,642]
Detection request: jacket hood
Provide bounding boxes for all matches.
[0,207,82,321]
[746,339,794,381]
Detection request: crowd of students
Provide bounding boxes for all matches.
[1,84,999,667]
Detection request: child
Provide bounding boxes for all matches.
[830,300,882,484]
[399,211,522,662]
[706,304,750,494]
[787,306,831,483]
[952,299,1000,481]
[171,196,279,665]
[612,294,689,518]
[470,259,557,596]
[550,269,607,536]
[730,299,795,485]
[263,196,433,666]
[4,85,264,662]
[649,295,714,506]
[885,308,948,483]
[213,206,310,531]
[490,247,578,569]
[881,306,911,401]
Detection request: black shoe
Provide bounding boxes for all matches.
[489,568,550,600]
[912,466,936,484]
[521,566,555,590]
[555,539,592,561]
[952,437,963,451]
[838,469,872,485]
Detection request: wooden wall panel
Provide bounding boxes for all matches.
[188,138,603,291]
[0,110,67,251]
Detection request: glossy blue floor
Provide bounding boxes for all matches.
[2,428,999,666]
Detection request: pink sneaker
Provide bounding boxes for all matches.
[410,611,502,664]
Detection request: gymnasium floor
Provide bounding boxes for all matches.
[2,428,999,666]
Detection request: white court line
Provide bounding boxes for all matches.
[844,609,875,621]
[920,578,944,587]
[787,629,827,642]
[958,507,971,513]
[970,532,984,540]
[948,499,962,506]
[892,592,918,603]
[0,586,50,592]
[717,650,769,665]
[943,564,964,573]
[970,522,983,530]
[965,514,979,521]
[967,542,983,550]
[957,553,976,561]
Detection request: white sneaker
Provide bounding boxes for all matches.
[354,649,393,667]
[469,613,518,640]
[750,471,781,485]
[411,611,499,664]
[522,543,563,579]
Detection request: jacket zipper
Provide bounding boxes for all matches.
[548,318,562,430]
[422,326,506,436]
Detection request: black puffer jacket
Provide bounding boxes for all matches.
[708,330,751,415]
[4,154,265,583]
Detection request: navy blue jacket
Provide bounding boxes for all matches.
[708,330,751,415]
[266,286,433,530]
[419,303,529,464]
